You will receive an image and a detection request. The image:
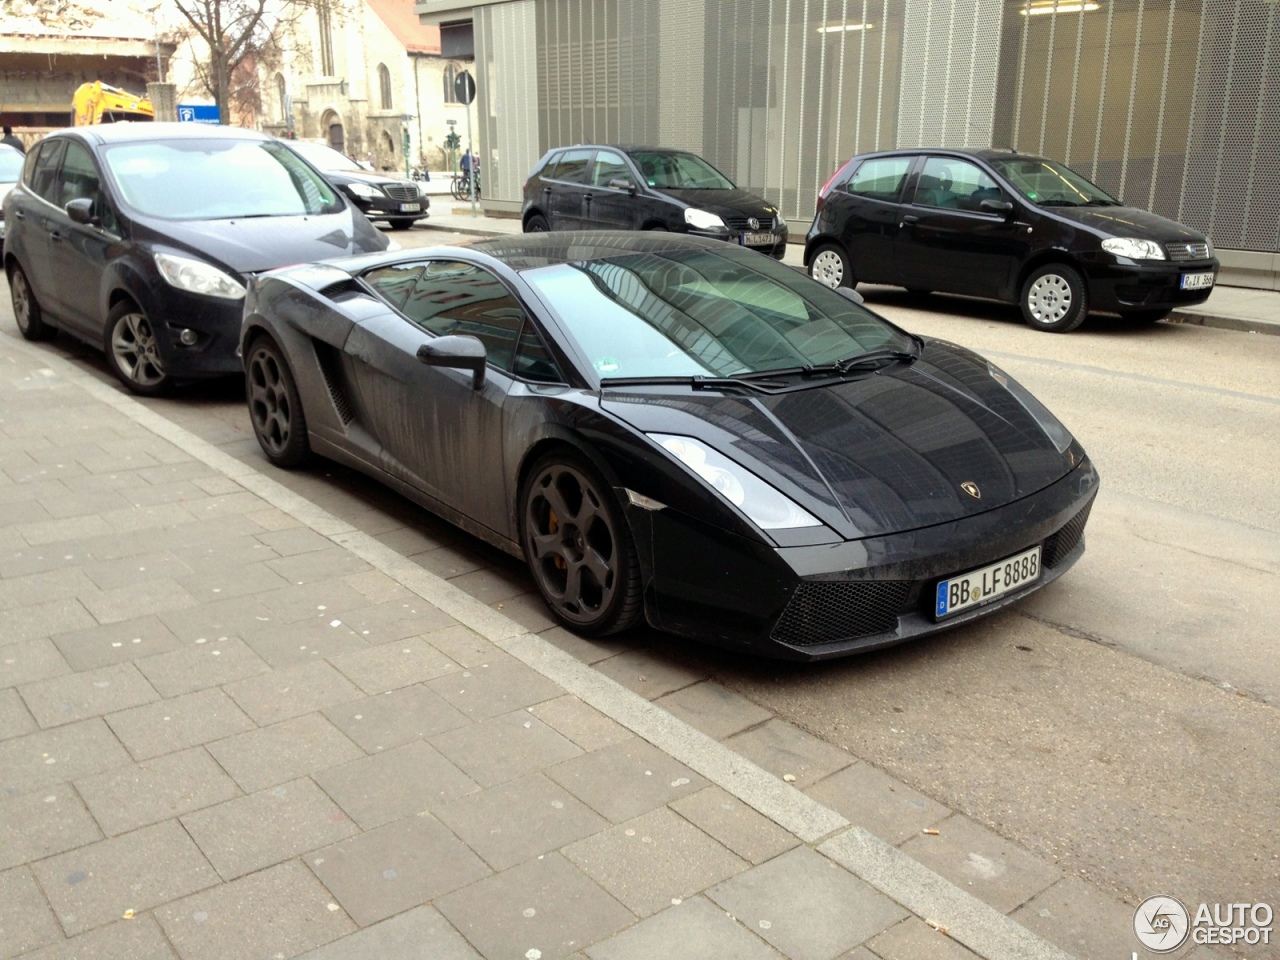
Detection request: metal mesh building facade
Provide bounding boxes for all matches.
[447,0,1279,261]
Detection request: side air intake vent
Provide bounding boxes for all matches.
[312,341,355,426]
[318,278,369,303]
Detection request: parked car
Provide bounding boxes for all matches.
[3,123,389,395]
[279,139,429,230]
[0,143,23,255]
[805,148,1219,332]
[241,232,1097,658]
[521,146,787,259]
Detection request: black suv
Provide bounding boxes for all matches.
[805,148,1219,332]
[521,145,786,259]
[280,139,429,230]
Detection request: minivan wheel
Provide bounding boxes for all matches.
[10,264,51,341]
[1020,264,1088,333]
[809,243,852,289]
[525,214,549,233]
[104,301,172,395]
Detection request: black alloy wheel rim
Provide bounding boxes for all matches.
[524,463,619,624]
[247,347,293,457]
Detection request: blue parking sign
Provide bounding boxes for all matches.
[177,104,220,125]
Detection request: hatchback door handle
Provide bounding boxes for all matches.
[901,214,919,225]
[13,209,24,220]
[49,231,62,243]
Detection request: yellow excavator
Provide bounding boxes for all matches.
[71,81,154,125]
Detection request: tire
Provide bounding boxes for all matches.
[809,242,853,289]
[524,214,549,233]
[643,223,668,231]
[103,300,172,396]
[520,451,642,637]
[1020,263,1088,332]
[450,177,464,201]
[245,336,312,469]
[1124,308,1171,324]
[9,263,51,341]
[388,218,415,231]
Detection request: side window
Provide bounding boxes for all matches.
[512,324,563,383]
[846,156,911,202]
[384,260,526,371]
[365,262,425,311]
[914,157,1002,211]
[538,151,563,178]
[549,148,591,185]
[28,140,66,204]
[58,141,118,231]
[591,150,630,188]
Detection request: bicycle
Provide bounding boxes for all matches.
[450,171,481,201]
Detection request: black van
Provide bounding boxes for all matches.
[521,145,787,259]
[804,148,1219,332]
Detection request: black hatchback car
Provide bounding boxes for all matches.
[3,123,388,394]
[805,148,1219,332]
[521,145,787,259]
[279,139,429,230]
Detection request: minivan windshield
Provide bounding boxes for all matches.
[102,139,344,219]
[627,150,735,190]
[524,247,911,381]
[989,157,1119,207]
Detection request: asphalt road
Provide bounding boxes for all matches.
[5,223,1277,927]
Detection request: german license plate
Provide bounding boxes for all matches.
[1180,271,1213,290]
[740,231,776,246]
[935,545,1041,619]
[398,203,421,213]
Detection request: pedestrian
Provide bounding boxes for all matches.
[1,125,24,154]
[459,148,473,177]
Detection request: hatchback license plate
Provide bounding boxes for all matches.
[1180,271,1213,290]
[740,232,776,246]
[398,203,421,213]
[935,545,1041,619]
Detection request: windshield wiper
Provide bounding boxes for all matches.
[599,375,788,394]
[741,342,921,380]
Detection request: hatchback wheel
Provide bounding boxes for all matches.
[104,301,171,395]
[521,452,642,636]
[246,337,311,468]
[10,264,51,341]
[1020,263,1088,333]
[809,243,852,289]
[525,214,549,233]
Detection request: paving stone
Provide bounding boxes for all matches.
[314,740,479,829]
[374,524,460,557]
[537,626,636,665]
[309,814,491,927]
[654,681,773,740]
[1010,875,1141,960]
[805,763,951,846]
[244,506,300,531]
[706,847,907,960]
[412,542,489,579]
[254,526,333,557]
[75,747,240,837]
[419,623,495,667]
[725,718,855,788]
[329,636,460,694]
[0,688,36,740]
[106,688,256,761]
[266,549,372,586]
[0,598,98,645]
[19,914,177,960]
[155,595,273,643]
[207,713,364,793]
[447,565,530,605]
[156,860,355,960]
[546,738,705,823]
[296,905,482,960]
[255,580,375,623]
[0,719,131,796]
[529,695,633,753]
[343,569,419,605]
[585,896,785,960]
[15,515,112,546]
[431,708,583,788]
[865,917,981,960]
[427,654,564,721]
[238,617,367,668]
[122,479,209,508]
[19,662,159,728]
[0,638,70,689]
[339,600,457,645]
[180,491,266,521]
[491,591,558,632]
[322,683,470,753]
[176,561,292,601]
[670,786,801,865]
[175,536,279,575]
[436,772,608,871]
[100,502,200,534]
[77,553,193,592]
[565,807,748,918]
[181,777,358,880]
[0,567,99,612]
[34,820,219,936]
[437,852,634,960]
[50,615,181,671]
[0,787,101,871]
[0,542,92,580]
[224,660,361,725]
[898,813,1062,914]
[135,638,271,697]
[0,866,63,959]
[79,580,199,624]
[591,649,707,700]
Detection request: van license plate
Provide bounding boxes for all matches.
[1180,272,1213,290]
[935,546,1041,619]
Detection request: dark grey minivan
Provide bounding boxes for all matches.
[521,145,787,259]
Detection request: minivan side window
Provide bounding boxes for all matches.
[914,157,1002,211]
[846,156,911,202]
[549,149,591,185]
[56,141,119,233]
[28,139,66,204]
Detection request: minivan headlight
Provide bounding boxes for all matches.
[1101,237,1166,261]
[154,252,245,300]
[684,208,727,231]
[650,434,821,530]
